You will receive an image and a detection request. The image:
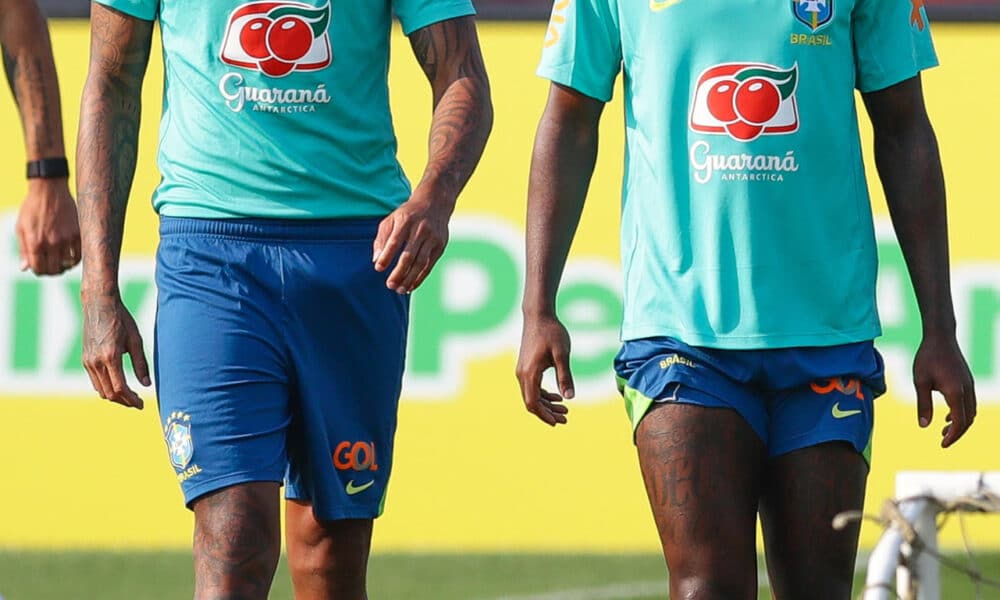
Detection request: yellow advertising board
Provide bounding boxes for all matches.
[0,21,998,552]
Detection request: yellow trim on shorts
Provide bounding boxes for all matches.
[616,375,656,433]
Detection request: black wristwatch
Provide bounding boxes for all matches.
[26,157,70,179]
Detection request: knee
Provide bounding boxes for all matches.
[193,487,281,573]
[286,513,372,578]
[671,575,755,600]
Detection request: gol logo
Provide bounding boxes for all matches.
[333,441,379,472]
[690,63,799,142]
[810,377,865,400]
[220,2,332,78]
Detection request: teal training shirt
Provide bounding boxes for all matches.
[94,0,475,219]
[538,0,938,349]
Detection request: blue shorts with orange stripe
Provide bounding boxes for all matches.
[614,337,885,462]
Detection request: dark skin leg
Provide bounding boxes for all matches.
[191,482,281,600]
[286,500,373,600]
[636,402,765,600]
[759,442,868,600]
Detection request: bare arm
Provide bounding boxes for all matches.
[373,15,492,293]
[0,0,78,275]
[863,74,976,447]
[0,0,64,159]
[515,83,604,425]
[77,2,154,408]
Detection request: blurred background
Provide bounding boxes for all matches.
[0,0,998,598]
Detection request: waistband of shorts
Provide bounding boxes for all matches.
[159,216,382,241]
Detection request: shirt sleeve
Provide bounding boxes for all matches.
[93,0,159,21]
[852,0,938,93]
[536,0,622,103]
[393,0,476,36]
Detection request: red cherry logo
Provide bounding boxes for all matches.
[733,78,781,125]
[240,17,272,60]
[706,79,739,123]
[266,17,313,63]
[725,121,764,141]
[259,57,295,77]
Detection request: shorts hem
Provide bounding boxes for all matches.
[182,472,285,509]
[623,380,767,444]
[768,431,870,464]
[309,506,386,521]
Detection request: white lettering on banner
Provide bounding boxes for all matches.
[0,213,998,404]
[218,72,331,113]
[689,140,799,184]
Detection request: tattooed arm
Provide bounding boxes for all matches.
[77,3,154,409]
[0,0,78,275]
[373,15,492,293]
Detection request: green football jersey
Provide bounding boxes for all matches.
[95,0,475,218]
[538,0,938,348]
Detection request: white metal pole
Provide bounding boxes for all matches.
[895,498,940,600]
[863,498,934,600]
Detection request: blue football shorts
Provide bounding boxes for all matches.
[155,217,409,520]
[614,336,885,462]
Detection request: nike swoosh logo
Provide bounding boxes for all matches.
[345,480,375,495]
[649,0,684,12]
[832,403,862,419]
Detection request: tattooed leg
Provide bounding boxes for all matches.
[285,500,372,600]
[191,482,281,600]
[636,402,764,600]
[759,442,867,600]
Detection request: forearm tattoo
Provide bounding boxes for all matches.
[409,16,492,201]
[2,39,60,155]
[77,7,153,296]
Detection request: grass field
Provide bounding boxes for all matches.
[1,551,999,599]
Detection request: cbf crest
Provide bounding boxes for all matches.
[165,411,194,470]
[793,0,833,31]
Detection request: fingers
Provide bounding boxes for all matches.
[105,359,145,410]
[16,229,80,275]
[83,317,147,409]
[83,360,112,402]
[940,383,971,449]
[19,231,50,274]
[966,379,977,423]
[388,234,446,293]
[515,362,548,424]
[386,237,425,294]
[43,248,61,276]
[16,226,30,272]
[552,348,576,400]
[126,328,152,387]
[84,357,144,410]
[914,375,933,428]
[535,389,569,426]
[516,360,570,427]
[939,385,967,448]
[373,216,409,274]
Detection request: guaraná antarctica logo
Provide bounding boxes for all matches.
[690,62,800,142]
[220,1,332,77]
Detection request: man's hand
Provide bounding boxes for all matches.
[82,294,151,409]
[16,178,80,275]
[913,333,976,448]
[377,15,491,295]
[373,189,451,294]
[515,314,574,426]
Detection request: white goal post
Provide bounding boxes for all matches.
[863,471,1000,600]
